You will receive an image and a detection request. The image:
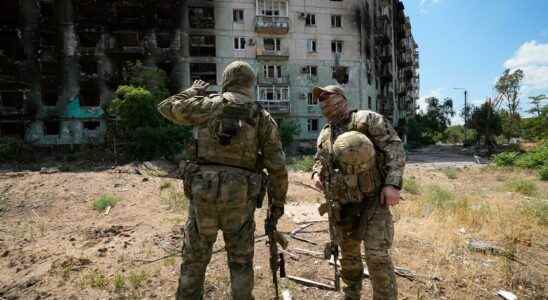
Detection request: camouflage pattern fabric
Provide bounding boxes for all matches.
[158,61,288,299]
[176,166,260,300]
[339,199,397,300]
[313,109,404,300]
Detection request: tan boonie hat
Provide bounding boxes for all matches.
[312,85,346,101]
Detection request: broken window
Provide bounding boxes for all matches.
[234,37,246,50]
[40,1,56,28]
[114,32,142,48]
[233,9,244,23]
[79,31,100,48]
[83,121,101,131]
[0,33,24,60]
[305,14,316,26]
[80,59,98,76]
[156,32,171,49]
[80,86,100,107]
[258,87,288,101]
[0,122,25,137]
[189,7,215,29]
[44,121,60,136]
[257,0,288,17]
[40,31,57,50]
[189,35,216,57]
[40,62,58,77]
[307,119,319,132]
[301,65,318,79]
[307,93,318,106]
[0,91,24,109]
[331,40,343,54]
[368,96,372,108]
[113,2,143,27]
[331,15,342,28]
[190,63,217,84]
[41,80,58,106]
[0,1,19,25]
[157,0,179,28]
[332,66,349,84]
[264,38,281,52]
[263,65,282,78]
[306,39,317,53]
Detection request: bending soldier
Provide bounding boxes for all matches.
[311,85,405,300]
[157,61,288,300]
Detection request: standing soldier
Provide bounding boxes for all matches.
[157,61,288,300]
[311,85,405,300]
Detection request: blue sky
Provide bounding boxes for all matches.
[402,0,548,123]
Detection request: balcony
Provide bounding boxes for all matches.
[255,16,289,34]
[257,75,290,85]
[257,100,290,114]
[256,47,289,60]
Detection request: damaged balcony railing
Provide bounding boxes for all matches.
[256,47,289,59]
[255,16,289,34]
[257,100,290,114]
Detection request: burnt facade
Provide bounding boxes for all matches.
[0,0,419,145]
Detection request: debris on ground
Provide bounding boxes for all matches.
[497,290,518,300]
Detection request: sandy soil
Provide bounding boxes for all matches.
[0,157,546,300]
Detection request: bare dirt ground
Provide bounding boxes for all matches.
[0,150,546,300]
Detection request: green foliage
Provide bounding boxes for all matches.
[0,137,34,162]
[278,119,301,149]
[81,270,108,289]
[441,167,458,179]
[128,270,148,288]
[521,107,548,140]
[114,273,125,291]
[289,155,315,172]
[403,177,420,195]
[508,179,537,196]
[408,97,455,146]
[515,141,548,169]
[538,165,548,181]
[493,151,520,167]
[521,197,548,225]
[106,61,192,161]
[501,111,522,140]
[93,195,121,211]
[423,185,456,211]
[470,100,503,147]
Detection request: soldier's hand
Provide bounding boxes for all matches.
[312,174,324,191]
[191,80,210,96]
[271,206,284,222]
[380,185,400,207]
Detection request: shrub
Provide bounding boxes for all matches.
[508,179,537,196]
[81,270,108,289]
[442,167,458,179]
[423,185,456,211]
[493,152,520,167]
[279,120,301,150]
[521,197,548,225]
[403,177,420,195]
[128,270,148,288]
[0,137,34,162]
[538,165,548,181]
[129,126,192,161]
[114,273,125,291]
[289,155,315,172]
[515,141,548,169]
[93,195,121,211]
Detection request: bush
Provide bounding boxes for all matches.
[403,177,420,195]
[521,197,548,225]
[93,195,121,211]
[279,120,301,150]
[0,137,34,162]
[493,152,520,167]
[514,141,548,169]
[423,185,456,211]
[441,167,458,179]
[129,126,192,161]
[538,165,548,181]
[289,155,315,172]
[508,179,537,196]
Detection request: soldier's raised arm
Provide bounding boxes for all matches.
[258,113,288,209]
[356,111,405,189]
[157,80,221,126]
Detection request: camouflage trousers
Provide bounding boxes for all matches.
[176,165,262,300]
[338,200,397,300]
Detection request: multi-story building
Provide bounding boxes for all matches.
[0,0,419,147]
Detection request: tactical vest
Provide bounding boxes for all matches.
[193,95,260,171]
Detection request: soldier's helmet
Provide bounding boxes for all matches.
[333,131,376,174]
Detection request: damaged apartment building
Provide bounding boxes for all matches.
[0,0,419,146]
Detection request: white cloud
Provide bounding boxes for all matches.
[503,41,548,92]
[420,0,442,6]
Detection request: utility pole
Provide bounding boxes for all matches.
[454,88,468,146]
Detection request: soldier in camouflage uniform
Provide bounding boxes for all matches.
[157,61,288,300]
[311,85,405,300]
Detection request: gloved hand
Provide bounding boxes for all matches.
[270,206,284,222]
[191,80,210,96]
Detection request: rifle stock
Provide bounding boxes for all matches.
[265,177,287,299]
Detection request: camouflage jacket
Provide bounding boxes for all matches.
[157,87,288,207]
[313,110,405,190]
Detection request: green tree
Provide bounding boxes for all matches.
[469,99,502,150]
[407,97,455,145]
[528,94,547,117]
[278,120,301,150]
[495,69,524,138]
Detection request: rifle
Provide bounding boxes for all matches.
[317,152,343,291]
[265,178,289,299]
